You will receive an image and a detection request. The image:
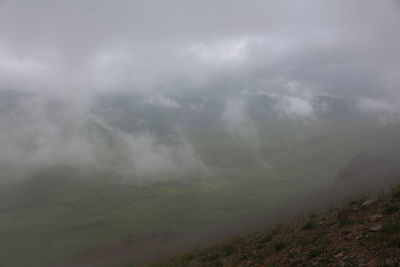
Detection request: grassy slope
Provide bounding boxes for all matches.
[0,121,399,266]
[157,187,400,266]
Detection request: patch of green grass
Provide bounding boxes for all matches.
[274,242,286,252]
[308,248,323,259]
[302,221,316,230]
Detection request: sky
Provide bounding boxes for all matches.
[0,0,398,97]
[0,0,399,179]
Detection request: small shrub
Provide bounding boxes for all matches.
[321,258,334,264]
[302,221,316,230]
[260,235,273,244]
[308,249,323,259]
[392,191,400,199]
[384,204,399,215]
[310,233,324,243]
[337,210,352,227]
[205,252,219,261]
[271,228,280,236]
[382,220,400,235]
[221,244,235,256]
[298,238,309,246]
[334,247,348,254]
[339,217,353,227]
[387,236,400,248]
[274,242,286,252]
[256,252,270,260]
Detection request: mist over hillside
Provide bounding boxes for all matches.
[0,0,400,266]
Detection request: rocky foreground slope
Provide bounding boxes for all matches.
[154,186,400,266]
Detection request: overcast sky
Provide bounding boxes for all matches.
[0,0,399,101]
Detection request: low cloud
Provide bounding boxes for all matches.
[221,98,258,139]
[357,98,399,114]
[0,92,206,181]
[357,97,400,124]
[146,94,181,108]
[277,96,316,120]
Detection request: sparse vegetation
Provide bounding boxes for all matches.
[154,186,400,267]
[337,210,353,227]
[393,191,400,199]
[384,204,399,215]
[382,220,400,235]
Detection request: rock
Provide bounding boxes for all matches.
[362,199,376,207]
[335,252,344,258]
[370,224,383,232]
[369,214,383,221]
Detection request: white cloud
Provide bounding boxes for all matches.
[0,94,205,181]
[357,97,400,124]
[189,37,251,66]
[277,96,315,119]
[221,98,258,139]
[146,94,181,108]
[357,98,399,114]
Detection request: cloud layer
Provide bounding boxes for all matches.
[0,0,399,179]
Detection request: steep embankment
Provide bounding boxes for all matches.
[156,186,400,266]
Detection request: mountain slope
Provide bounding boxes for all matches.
[157,186,400,266]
